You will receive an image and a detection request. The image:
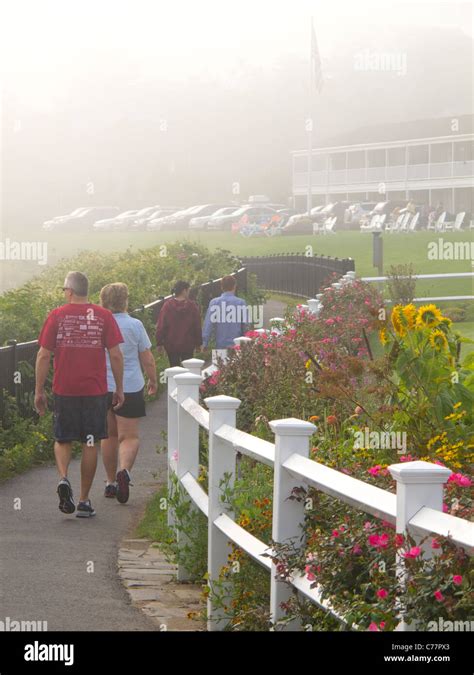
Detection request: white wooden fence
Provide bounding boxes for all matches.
[165,272,474,631]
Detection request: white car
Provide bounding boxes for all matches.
[189,206,239,231]
[93,210,139,231]
[43,207,89,230]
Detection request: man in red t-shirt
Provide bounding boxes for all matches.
[35,271,125,518]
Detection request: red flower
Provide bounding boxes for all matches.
[434,590,444,602]
[453,575,463,586]
[326,415,337,425]
[376,588,388,599]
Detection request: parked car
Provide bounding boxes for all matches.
[147,206,193,230]
[140,209,181,231]
[189,206,239,231]
[153,204,230,231]
[43,206,120,230]
[124,206,162,230]
[93,210,140,231]
[208,205,278,231]
[344,202,378,227]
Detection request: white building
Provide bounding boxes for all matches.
[292,115,473,214]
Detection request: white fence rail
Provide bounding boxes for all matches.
[166,349,474,631]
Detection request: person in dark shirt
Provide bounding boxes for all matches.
[155,281,202,367]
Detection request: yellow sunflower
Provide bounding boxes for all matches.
[429,329,448,351]
[391,305,407,336]
[416,304,443,329]
[402,304,417,329]
[379,327,389,345]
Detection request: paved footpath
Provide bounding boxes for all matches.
[0,299,287,631]
[0,396,166,631]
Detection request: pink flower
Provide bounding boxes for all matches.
[368,465,382,476]
[325,318,335,326]
[434,590,444,602]
[431,538,441,549]
[442,503,449,513]
[351,544,362,555]
[453,575,463,586]
[368,622,379,631]
[171,450,178,462]
[305,565,316,581]
[364,521,373,530]
[331,529,340,538]
[376,588,388,599]
[402,546,422,559]
[448,472,472,488]
[354,406,363,415]
[395,534,405,548]
[368,533,389,549]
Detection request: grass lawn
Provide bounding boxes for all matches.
[456,321,474,358]
[5,227,473,299]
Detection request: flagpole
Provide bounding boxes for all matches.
[307,20,313,216]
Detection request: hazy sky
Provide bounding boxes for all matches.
[1,0,472,90]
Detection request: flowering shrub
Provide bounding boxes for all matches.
[199,282,473,630]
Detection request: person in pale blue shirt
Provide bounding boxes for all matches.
[202,276,249,349]
[100,283,157,504]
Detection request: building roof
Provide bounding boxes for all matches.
[318,113,473,148]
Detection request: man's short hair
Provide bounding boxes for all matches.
[221,275,237,292]
[64,271,89,297]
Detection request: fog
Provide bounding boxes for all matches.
[0,0,472,291]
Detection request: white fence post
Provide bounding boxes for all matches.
[165,366,188,527]
[388,460,452,630]
[307,299,319,315]
[174,372,203,582]
[269,417,316,630]
[233,336,252,348]
[204,394,241,631]
[181,357,205,376]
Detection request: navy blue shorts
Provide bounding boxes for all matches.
[53,394,108,444]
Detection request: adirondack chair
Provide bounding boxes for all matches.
[407,212,420,232]
[398,212,412,233]
[386,213,403,233]
[443,212,465,232]
[428,211,446,231]
[321,216,337,234]
[360,214,380,232]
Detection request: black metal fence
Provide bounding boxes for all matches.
[240,254,355,297]
[0,267,248,423]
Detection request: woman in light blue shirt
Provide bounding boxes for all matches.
[100,283,157,504]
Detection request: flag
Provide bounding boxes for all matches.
[311,20,323,94]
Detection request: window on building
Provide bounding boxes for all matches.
[430,143,452,163]
[387,147,406,166]
[367,149,386,167]
[330,153,346,170]
[453,141,473,162]
[347,151,365,169]
[408,145,429,165]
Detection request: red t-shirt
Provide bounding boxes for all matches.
[38,303,123,396]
